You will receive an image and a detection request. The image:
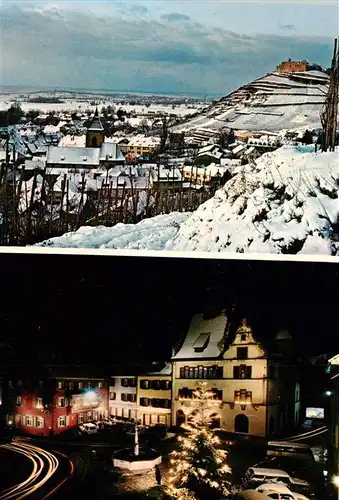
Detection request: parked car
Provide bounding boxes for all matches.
[266,442,315,462]
[233,491,268,500]
[244,468,311,495]
[255,483,311,499]
[78,423,98,435]
[101,418,115,428]
[253,457,320,486]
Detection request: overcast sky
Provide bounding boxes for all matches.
[1,0,338,96]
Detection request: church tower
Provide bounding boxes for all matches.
[86,107,105,148]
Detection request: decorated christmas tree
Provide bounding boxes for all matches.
[166,382,231,500]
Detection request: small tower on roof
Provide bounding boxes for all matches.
[86,106,105,148]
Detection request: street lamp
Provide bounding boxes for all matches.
[325,391,333,396]
[84,390,97,402]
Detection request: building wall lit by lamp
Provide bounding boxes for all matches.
[84,390,98,404]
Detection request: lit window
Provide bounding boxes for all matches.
[77,382,83,390]
[35,398,43,409]
[98,382,103,389]
[58,397,66,407]
[57,381,64,390]
[25,415,33,426]
[109,392,116,401]
[16,396,22,406]
[35,416,44,428]
[17,380,22,388]
[78,414,84,424]
[58,416,67,427]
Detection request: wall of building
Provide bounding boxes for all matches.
[86,131,104,148]
[276,60,307,73]
[137,375,172,427]
[109,376,137,420]
[5,377,109,436]
[172,358,270,437]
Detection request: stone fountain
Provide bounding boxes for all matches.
[112,420,162,474]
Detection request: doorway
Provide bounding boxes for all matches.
[234,414,249,433]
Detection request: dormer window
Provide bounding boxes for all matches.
[60,156,65,161]
[82,156,87,161]
[193,333,211,353]
[241,334,247,341]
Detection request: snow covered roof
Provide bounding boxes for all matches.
[232,144,246,155]
[128,135,161,147]
[146,362,172,376]
[152,166,182,182]
[58,135,86,148]
[198,144,220,155]
[197,150,223,160]
[99,142,125,162]
[172,311,228,360]
[22,159,46,171]
[46,146,100,167]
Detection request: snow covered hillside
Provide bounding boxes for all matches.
[167,146,339,255]
[35,212,190,250]
[35,146,339,255]
[172,70,330,134]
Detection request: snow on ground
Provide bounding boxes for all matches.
[34,146,339,255]
[0,95,204,116]
[168,146,339,255]
[34,212,190,250]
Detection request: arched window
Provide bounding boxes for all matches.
[234,413,249,433]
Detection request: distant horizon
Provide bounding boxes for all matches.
[0,84,221,100]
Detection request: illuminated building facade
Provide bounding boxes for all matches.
[137,364,172,427]
[109,375,138,420]
[172,312,300,437]
[3,372,109,436]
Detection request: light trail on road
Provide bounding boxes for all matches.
[0,439,61,499]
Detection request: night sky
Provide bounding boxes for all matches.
[0,253,338,366]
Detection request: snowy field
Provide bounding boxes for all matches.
[0,95,204,116]
[35,146,339,256]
